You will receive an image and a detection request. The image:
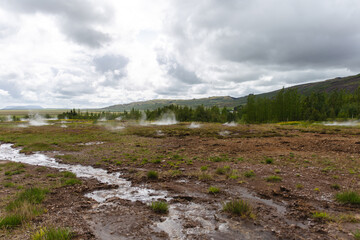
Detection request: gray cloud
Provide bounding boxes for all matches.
[168,0,360,76]
[0,73,22,98]
[93,54,129,86]
[93,55,129,73]
[1,0,112,47]
[157,53,202,84]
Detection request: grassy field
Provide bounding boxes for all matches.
[0,120,359,239]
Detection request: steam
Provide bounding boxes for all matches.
[322,120,360,126]
[219,130,231,136]
[115,116,122,121]
[188,122,201,129]
[223,122,237,127]
[139,111,149,126]
[156,130,165,136]
[152,112,178,126]
[28,114,49,126]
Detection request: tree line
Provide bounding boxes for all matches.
[58,87,360,123]
[240,87,360,123]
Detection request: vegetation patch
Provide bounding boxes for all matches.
[208,186,220,194]
[32,226,73,240]
[147,170,159,179]
[0,214,23,229]
[223,199,253,218]
[244,170,255,178]
[1,188,48,229]
[265,175,282,182]
[215,166,230,175]
[150,201,169,214]
[335,191,360,205]
[312,211,331,221]
[353,230,360,240]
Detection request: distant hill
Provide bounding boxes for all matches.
[2,105,44,110]
[103,73,360,111]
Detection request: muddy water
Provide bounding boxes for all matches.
[0,143,275,239]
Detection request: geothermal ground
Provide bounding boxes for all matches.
[0,120,359,239]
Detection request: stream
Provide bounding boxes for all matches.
[0,143,275,239]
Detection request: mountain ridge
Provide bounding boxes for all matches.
[103,73,360,111]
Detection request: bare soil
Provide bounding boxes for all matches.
[1,123,360,239]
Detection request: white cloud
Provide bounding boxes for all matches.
[0,0,359,108]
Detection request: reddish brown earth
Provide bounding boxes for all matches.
[1,123,360,239]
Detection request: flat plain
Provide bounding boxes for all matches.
[0,120,359,239]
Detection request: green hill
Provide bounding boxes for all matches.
[103,73,360,111]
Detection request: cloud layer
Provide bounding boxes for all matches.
[0,0,359,108]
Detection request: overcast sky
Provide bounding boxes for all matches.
[0,0,359,108]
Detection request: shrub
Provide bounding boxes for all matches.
[223,199,252,217]
[335,191,360,205]
[265,175,282,182]
[244,170,255,178]
[32,227,73,240]
[208,186,220,194]
[150,201,168,214]
[147,170,158,179]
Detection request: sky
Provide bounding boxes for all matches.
[0,0,359,109]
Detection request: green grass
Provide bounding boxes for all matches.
[265,175,282,182]
[208,186,220,194]
[0,214,22,229]
[209,155,229,162]
[244,170,255,178]
[335,191,360,205]
[147,170,159,179]
[198,172,212,181]
[330,184,341,190]
[1,188,48,229]
[62,178,82,186]
[150,201,169,214]
[312,211,331,221]
[62,171,76,178]
[7,188,49,211]
[5,169,25,176]
[223,199,253,217]
[353,230,360,240]
[3,182,16,188]
[265,157,274,164]
[200,166,208,171]
[32,226,73,240]
[215,166,230,175]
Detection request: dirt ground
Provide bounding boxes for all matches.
[0,122,360,239]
